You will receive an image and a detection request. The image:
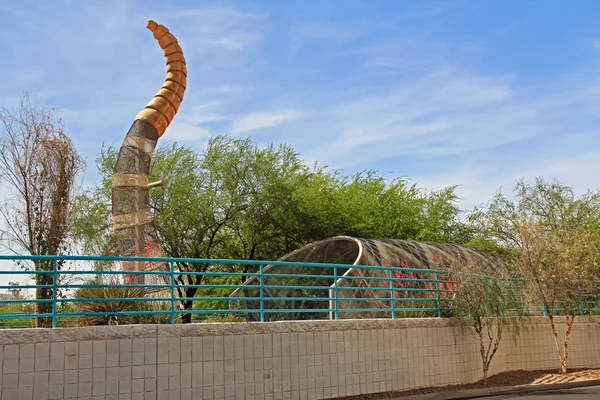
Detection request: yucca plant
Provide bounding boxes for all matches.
[74,276,174,326]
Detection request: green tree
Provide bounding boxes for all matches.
[452,266,524,384]
[75,134,469,322]
[468,177,600,373]
[468,177,600,248]
[75,136,314,321]
[513,224,600,373]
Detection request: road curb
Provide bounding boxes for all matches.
[388,378,600,399]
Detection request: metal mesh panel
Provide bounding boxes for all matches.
[336,238,500,319]
[233,266,338,322]
[112,188,150,215]
[126,119,159,142]
[229,238,358,321]
[229,236,503,321]
[115,146,151,175]
[112,120,168,288]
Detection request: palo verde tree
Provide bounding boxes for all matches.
[468,177,600,247]
[513,224,600,373]
[0,93,85,327]
[468,177,600,373]
[452,264,525,384]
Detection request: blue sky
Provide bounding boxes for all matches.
[2,0,600,209]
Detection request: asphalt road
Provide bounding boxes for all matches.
[473,385,600,399]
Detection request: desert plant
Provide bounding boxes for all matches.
[73,276,174,326]
[452,269,525,384]
[513,224,600,373]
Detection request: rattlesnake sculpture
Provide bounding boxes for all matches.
[111,20,186,282]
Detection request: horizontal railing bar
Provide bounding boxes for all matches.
[55,284,169,289]
[182,297,260,302]
[57,310,173,317]
[8,269,461,283]
[226,296,440,302]
[0,285,53,289]
[56,297,172,303]
[0,254,455,275]
[0,313,51,319]
[175,284,248,290]
[0,299,53,304]
[0,270,55,274]
[59,270,171,276]
[0,296,448,305]
[1,253,598,329]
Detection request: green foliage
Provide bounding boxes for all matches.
[468,177,600,374]
[452,271,525,384]
[468,177,600,299]
[190,273,242,311]
[512,224,600,373]
[468,177,600,249]
[71,189,116,271]
[453,273,525,326]
[0,302,36,329]
[74,134,470,321]
[76,134,470,262]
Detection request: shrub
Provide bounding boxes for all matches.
[73,277,174,326]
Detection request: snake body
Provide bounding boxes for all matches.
[111,20,187,280]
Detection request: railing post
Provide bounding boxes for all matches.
[389,269,395,319]
[259,264,265,322]
[333,266,339,320]
[435,271,441,318]
[169,261,175,324]
[52,258,57,328]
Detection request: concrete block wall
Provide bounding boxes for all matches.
[0,317,599,400]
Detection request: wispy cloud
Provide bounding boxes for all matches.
[165,123,211,142]
[417,150,600,210]
[2,0,600,211]
[303,68,519,166]
[338,36,449,73]
[0,1,268,165]
[162,5,266,52]
[230,110,305,134]
[162,102,223,142]
[178,102,226,125]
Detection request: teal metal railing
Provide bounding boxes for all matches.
[0,254,598,329]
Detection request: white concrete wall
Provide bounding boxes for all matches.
[0,317,599,400]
